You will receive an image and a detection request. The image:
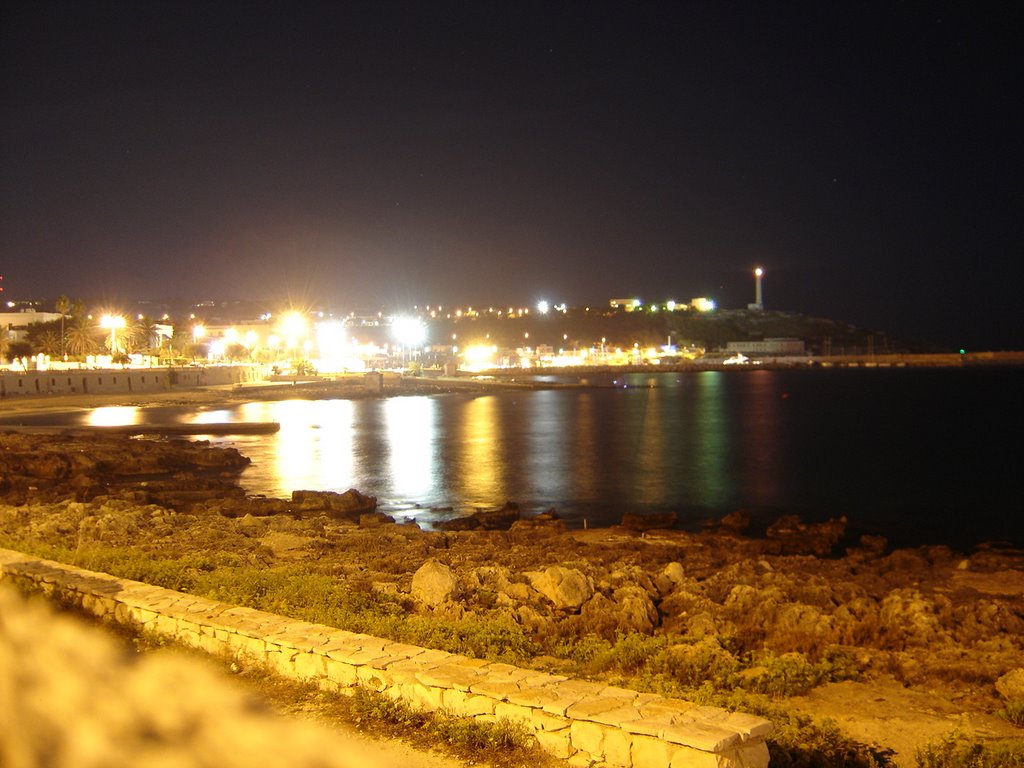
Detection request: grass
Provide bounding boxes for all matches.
[914,731,1024,768]
[1000,700,1024,728]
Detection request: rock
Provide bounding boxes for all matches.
[436,502,521,531]
[764,515,846,556]
[879,589,943,647]
[612,586,659,633]
[358,512,394,528]
[995,668,1024,701]
[846,534,888,559]
[620,511,678,531]
[411,559,459,607]
[525,566,594,610]
[718,510,751,533]
[291,489,377,518]
[654,562,686,597]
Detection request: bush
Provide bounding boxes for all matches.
[1000,700,1024,728]
[915,732,1024,768]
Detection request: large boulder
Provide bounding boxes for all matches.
[995,668,1024,701]
[411,559,459,607]
[525,566,593,610]
[654,562,686,597]
[291,489,376,517]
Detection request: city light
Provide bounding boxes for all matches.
[99,314,126,354]
[392,316,426,347]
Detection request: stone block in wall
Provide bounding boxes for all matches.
[152,613,178,636]
[404,684,445,712]
[667,744,722,768]
[416,659,490,691]
[266,645,296,677]
[534,727,576,760]
[603,727,633,767]
[722,711,773,740]
[230,631,267,661]
[294,651,326,681]
[323,658,359,687]
[566,691,643,726]
[662,721,740,752]
[526,709,570,733]
[440,688,495,717]
[570,719,606,757]
[175,619,203,650]
[494,700,538,727]
[537,678,608,715]
[196,631,225,656]
[79,592,112,618]
[355,664,388,691]
[729,741,770,768]
[631,733,677,768]
[265,623,333,653]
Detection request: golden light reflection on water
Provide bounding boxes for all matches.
[526,391,570,500]
[384,396,436,499]
[86,406,141,426]
[693,372,729,507]
[742,370,782,504]
[269,400,323,491]
[457,395,502,502]
[629,387,665,505]
[312,400,355,489]
[570,392,599,501]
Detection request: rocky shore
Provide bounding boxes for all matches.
[1,431,1022,763]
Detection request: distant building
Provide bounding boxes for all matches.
[609,298,642,311]
[725,338,806,356]
[689,297,716,312]
[0,310,64,342]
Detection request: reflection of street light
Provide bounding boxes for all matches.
[100,314,126,355]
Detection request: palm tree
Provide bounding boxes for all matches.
[65,316,99,358]
[36,330,62,357]
[55,295,71,360]
[128,316,159,355]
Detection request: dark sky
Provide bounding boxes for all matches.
[1,1,1021,348]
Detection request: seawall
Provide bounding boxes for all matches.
[0,364,265,398]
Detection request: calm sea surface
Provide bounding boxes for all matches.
[6,368,1022,548]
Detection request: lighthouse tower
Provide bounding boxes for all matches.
[748,267,764,311]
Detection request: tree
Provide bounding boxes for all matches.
[6,340,32,363]
[65,315,100,358]
[127,316,160,355]
[55,295,71,359]
[36,330,62,357]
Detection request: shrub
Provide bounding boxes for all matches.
[999,699,1024,728]
[915,732,1024,768]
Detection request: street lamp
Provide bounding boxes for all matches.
[100,314,126,356]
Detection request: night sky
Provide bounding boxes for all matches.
[2,1,1021,349]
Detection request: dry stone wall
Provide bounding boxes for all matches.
[0,548,772,768]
